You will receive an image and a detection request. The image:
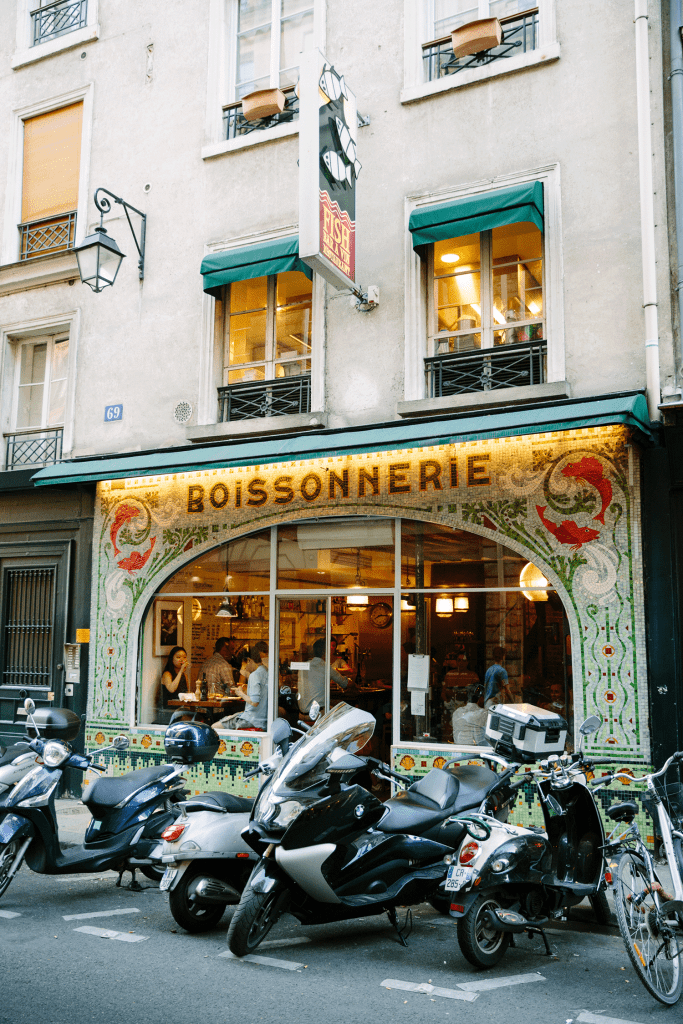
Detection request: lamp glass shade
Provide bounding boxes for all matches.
[346,593,368,606]
[401,595,416,611]
[75,227,125,293]
[216,597,238,618]
[520,561,549,602]
[435,596,454,617]
[453,595,469,612]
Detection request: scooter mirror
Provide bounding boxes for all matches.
[112,735,129,750]
[24,698,35,715]
[579,716,601,737]
[271,718,291,754]
[309,701,321,721]
[546,795,564,815]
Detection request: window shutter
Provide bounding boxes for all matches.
[21,102,83,223]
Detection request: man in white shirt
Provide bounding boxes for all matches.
[452,684,488,745]
[298,638,351,714]
[217,642,269,731]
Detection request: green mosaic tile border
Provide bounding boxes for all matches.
[83,727,261,798]
[392,746,657,849]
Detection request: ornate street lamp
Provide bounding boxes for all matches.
[75,188,146,293]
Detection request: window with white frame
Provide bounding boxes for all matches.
[5,334,69,469]
[218,271,313,420]
[422,1,539,82]
[221,0,314,141]
[12,0,99,69]
[405,171,565,405]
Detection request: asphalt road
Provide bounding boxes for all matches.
[0,856,675,1024]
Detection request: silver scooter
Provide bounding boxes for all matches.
[0,740,43,802]
[154,717,296,932]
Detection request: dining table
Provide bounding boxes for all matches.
[168,697,245,722]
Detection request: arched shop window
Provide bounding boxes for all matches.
[137,518,572,757]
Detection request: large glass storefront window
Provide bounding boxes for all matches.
[138,517,572,759]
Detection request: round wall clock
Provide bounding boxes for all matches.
[370,602,393,629]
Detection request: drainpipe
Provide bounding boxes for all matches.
[635,0,662,421]
[671,0,683,390]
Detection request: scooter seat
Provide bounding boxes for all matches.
[606,800,638,822]
[83,765,172,817]
[377,764,500,835]
[0,742,32,767]
[185,791,253,813]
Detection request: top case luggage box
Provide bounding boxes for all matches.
[485,702,567,763]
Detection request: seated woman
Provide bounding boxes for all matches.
[156,646,190,724]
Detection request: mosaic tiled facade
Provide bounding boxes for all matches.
[86,423,649,788]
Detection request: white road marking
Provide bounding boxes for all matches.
[456,972,545,992]
[381,980,477,1002]
[0,910,21,919]
[63,908,140,921]
[259,937,312,949]
[578,1013,647,1024]
[218,951,304,971]
[73,925,148,943]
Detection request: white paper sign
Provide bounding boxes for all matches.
[289,662,311,671]
[407,654,430,690]
[411,690,426,715]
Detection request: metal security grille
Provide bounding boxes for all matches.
[5,428,63,470]
[31,0,88,46]
[2,568,55,688]
[223,89,299,141]
[422,9,539,82]
[425,340,547,397]
[19,212,77,260]
[218,374,311,422]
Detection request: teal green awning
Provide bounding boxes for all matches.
[409,181,544,249]
[201,236,312,297]
[32,394,652,487]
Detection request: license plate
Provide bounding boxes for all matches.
[445,865,473,892]
[160,867,177,892]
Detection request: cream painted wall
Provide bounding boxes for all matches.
[0,0,674,452]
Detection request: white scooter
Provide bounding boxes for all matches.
[0,740,43,801]
[154,718,296,933]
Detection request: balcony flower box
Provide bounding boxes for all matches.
[241,88,287,122]
[451,18,502,59]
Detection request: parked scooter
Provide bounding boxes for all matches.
[155,717,296,933]
[226,702,517,956]
[0,700,210,898]
[448,709,620,968]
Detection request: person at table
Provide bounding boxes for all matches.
[452,683,488,745]
[298,638,353,715]
[217,642,269,731]
[484,646,513,709]
[199,636,235,696]
[156,646,190,723]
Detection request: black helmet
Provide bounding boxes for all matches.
[164,720,219,764]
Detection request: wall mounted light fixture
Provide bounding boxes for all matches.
[75,187,146,292]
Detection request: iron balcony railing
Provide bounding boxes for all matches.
[31,0,87,46]
[422,8,539,82]
[19,211,76,261]
[223,88,299,141]
[5,428,63,470]
[218,375,311,422]
[425,340,547,398]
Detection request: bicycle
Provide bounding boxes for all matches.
[593,750,683,1005]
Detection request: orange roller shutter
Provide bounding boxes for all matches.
[22,102,83,223]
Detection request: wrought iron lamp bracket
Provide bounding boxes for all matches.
[93,187,147,279]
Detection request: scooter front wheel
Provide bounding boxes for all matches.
[457,894,511,969]
[0,840,22,899]
[227,880,286,956]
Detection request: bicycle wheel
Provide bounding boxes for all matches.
[614,851,683,1005]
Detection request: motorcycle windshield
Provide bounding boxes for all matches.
[252,704,375,831]
[272,703,375,795]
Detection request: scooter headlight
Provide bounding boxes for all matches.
[273,800,305,829]
[42,740,71,767]
[491,857,511,872]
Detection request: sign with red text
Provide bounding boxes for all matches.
[299,49,359,290]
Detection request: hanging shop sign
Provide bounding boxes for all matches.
[299,48,359,290]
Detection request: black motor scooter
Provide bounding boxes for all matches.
[0,700,215,897]
[449,713,623,968]
[226,702,516,956]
